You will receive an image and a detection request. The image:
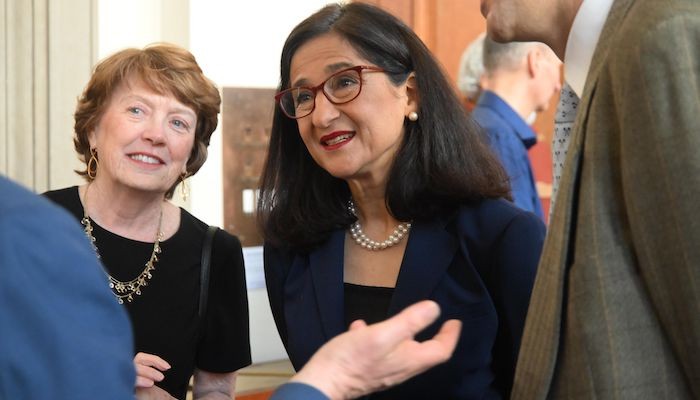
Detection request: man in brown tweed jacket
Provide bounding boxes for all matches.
[482,0,700,398]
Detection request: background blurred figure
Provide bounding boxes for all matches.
[482,0,700,398]
[471,36,561,219]
[0,175,135,400]
[44,44,251,400]
[456,32,487,110]
[260,3,545,399]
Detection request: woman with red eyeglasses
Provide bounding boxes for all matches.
[258,3,545,399]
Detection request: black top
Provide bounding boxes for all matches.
[45,187,252,399]
[343,283,393,328]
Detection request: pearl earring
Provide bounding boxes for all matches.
[408,111,418,121]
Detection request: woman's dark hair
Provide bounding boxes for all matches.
[258,2,510,250]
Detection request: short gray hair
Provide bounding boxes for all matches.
[482,36,538,74]
[457,32,486,101]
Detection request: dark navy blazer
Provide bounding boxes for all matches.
[265,199,545,399]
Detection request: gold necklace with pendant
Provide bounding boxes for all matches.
[81,185,164,304]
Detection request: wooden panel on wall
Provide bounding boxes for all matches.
[431,0,485,85]
[359,0,414,27]
[360,0,484,85]
[222,87,275,247]
[413,0,436,51]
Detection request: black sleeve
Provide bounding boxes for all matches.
[196,230,252,372]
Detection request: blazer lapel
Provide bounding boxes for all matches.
[309,229,346,338]
[309,219,458,335]
[389,217,458,315]
[511,1,637,399]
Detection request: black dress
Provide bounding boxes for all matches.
[45,187,251,400]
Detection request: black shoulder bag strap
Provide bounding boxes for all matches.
[199,225,218,318]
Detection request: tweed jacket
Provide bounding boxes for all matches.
[511,0,700,398]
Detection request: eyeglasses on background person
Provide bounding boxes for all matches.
[274,65,385,119]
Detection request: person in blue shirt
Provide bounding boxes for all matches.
[0,175,136,399]
[470,36,562,219]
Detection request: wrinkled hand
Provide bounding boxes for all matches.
[134,352,171,388]
[291,300,461,400]
[135,385,176,400]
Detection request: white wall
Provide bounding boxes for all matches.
[99,0,190,55]
[189,1,329,363]
[98,0,329,364]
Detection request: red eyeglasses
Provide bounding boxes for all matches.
[275,65,386,119]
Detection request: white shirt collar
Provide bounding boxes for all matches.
[564,0,614,97]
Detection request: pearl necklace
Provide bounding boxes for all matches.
[81,186,164,304]
[347,200,411,251]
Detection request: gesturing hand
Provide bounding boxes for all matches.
[291,300,461,400]
[133,352,171,388]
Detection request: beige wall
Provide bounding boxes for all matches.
[98,0,189,58]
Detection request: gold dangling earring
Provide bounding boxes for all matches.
[408,111,418,122]
[87,148,99,179]
[180,173,190,202]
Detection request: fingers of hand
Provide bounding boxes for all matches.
[135,364,167,385]
[397,319,462,368]
[397,300,440,335]
[348,319,367,331]
[135,375,156,388]
[133,353,171,387]
[368,317,461,388]
[134,352,171,371]
[432,319,462,356]
[367,300,441,348]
